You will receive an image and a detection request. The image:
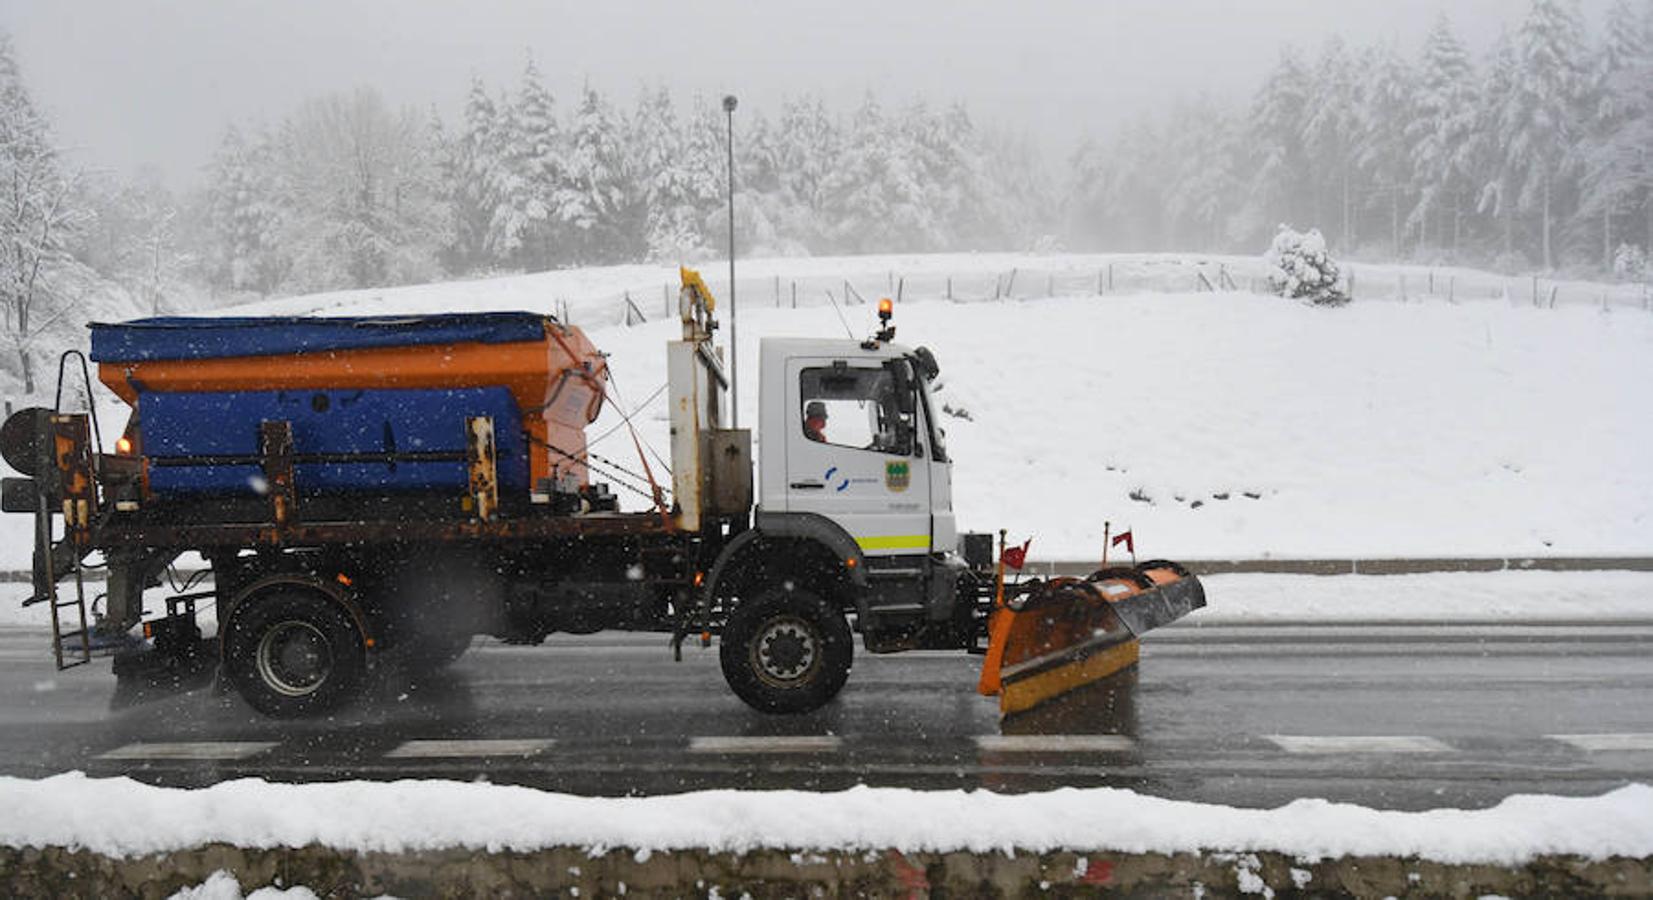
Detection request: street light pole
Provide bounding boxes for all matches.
[723,94,739,429]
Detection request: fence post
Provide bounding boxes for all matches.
[1096,269,1104,295]
[897,276,905,303]
[1532,274,1540,307]
[1549,285,1559,309]
[791,280,797,309]
[664,283,671,318]
[1108,263,1114,292]
[1348,266,1356,300]
[1428,270,1435,295]
[1003,268,1018,300]
[946,276,953,301]
[775,275,781,308]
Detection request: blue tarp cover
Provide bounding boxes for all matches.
[90,313,549,363]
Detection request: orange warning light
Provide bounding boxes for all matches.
[878,298,893,316]
[116,436,133,455]
[336,572,353,587]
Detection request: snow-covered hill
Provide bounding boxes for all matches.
[3,253,1649,564]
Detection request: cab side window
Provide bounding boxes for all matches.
[799,366,914,456]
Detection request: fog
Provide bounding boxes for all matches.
[6,0,1536,186]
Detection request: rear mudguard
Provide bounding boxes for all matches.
[978,560,1205,716]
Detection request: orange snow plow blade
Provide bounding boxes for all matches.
[978,561,1205,716]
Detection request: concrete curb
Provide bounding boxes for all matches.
[1,844,1647,898]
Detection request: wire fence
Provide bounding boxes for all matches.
[559,257,1653,330]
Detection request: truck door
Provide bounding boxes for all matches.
[784,356,932,556]
[916,372,956,553]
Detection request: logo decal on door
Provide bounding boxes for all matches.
[885,460,910,492]
[824,466,850,492]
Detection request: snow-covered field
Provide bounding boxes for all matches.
[3,251,1650,567]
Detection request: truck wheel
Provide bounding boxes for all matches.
[223,588,367,718]
[720,585,852,714]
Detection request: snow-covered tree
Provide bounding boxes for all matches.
[0,32,91,394]
[1578,0,1653,267]
[1500,0,1589,269]
[559,84,634,264]
[1242,48,1313,246]
[1301,37,1361,249]
[204,125,287,294]
[1265,225,1347,305]
[497,59,563,270]
[771,94,840,252]
[1473,28,1525,262]
[78,169,189,314]
[629,87,710,261]
[1353,42,1416,256]
[1407,16,1480,254]
[271,87,443,292]
[445,77,508,271]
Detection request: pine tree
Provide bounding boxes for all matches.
[773,95,840,251]
[500,59,563,270]
[1244,48,1313,246]
[1407,16,1479,254]
[1353,42,1416,256]
[630,87,709,261]
[1501,0,1589,269]
[205,125,286,294]
[1165,97,1241,250]
[448,77,507,270]
[559,84,632,264]
[1301,36,1361,248]
[1474,28,1524,261]
[1578,0,1653,266]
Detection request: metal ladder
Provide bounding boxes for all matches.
[40,351,103,669]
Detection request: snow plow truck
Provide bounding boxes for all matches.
[1,270,1204,718]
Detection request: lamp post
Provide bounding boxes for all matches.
[723,94,738,428]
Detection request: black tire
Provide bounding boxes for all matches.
[223,588,367,718]
[719,585,853,714]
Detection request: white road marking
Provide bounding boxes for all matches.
[1550,733,1653,752]
[98,741,277,761]
[688,736,842,754]
[975,735,1136,753]
[386,738,556,759]
[1265,735,1452,754]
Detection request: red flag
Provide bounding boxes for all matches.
[1002,538,1031,570]
[1111,530,1134,553]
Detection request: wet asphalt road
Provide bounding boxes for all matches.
[1,621,1650,811]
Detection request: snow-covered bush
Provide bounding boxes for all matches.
[1264,226,1348,306]
[1613,243,1648,283]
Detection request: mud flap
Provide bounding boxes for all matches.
[978,564,1205,717]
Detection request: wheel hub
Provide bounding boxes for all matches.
[754,616,818,686]
[256,620,332,697]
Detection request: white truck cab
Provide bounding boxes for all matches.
[757,337,956,558]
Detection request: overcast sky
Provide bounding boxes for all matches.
[1,0,1577,188]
